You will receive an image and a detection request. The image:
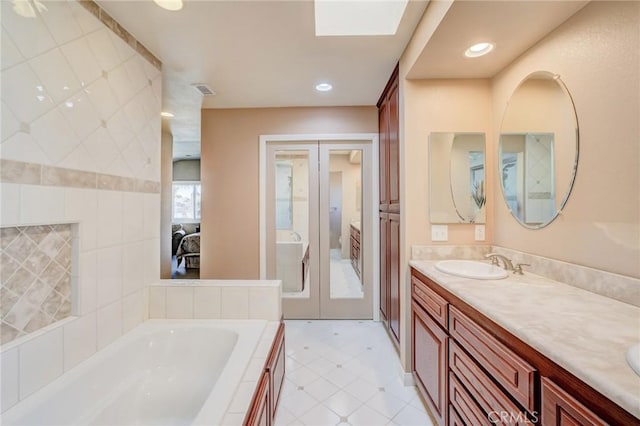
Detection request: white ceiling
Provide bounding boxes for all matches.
[407,0,589,79]
[96,0,588,161]
[96,0,429,159]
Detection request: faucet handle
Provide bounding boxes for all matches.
[486,254,499,266]
[513,263,530,275]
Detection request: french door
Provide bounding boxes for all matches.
[266,141,373,319]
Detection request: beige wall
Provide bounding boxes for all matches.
[399,78,493,369]
[395,0,639,372]
[491,1,640,278]
[200,106,377,279]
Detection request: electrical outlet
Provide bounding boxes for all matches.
[431,224,448,241]
[475,224,486,241]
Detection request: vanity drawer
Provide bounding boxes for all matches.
[449,404,465,426]
[412,276,448,328]
[541,377,607,426]
[449,375,491,426]
[449,306,536,412]
[450,341,530,425]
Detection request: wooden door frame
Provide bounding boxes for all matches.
[259,133,380,321]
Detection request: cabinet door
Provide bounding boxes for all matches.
[379,102,389,210]
[244,371,270,426]
[268,323,286,421]
[413,301,448,426]
[541,378,607,426]
[387,79,400,210]
[389,213,401,344]
[379,213,389,321]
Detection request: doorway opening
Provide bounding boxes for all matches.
[260,134,379,320]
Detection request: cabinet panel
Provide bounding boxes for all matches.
[449,405,466,426]
[542,378,607,426]
[450,341,530,426]
[378,63,400,346]
[412,276,448,328]
[388,80,400,210]
[244,371,270,426]
[449,306,536,412]
[413,301,448,426]
[379,214,389,321]
[379,103,389,209]
[267,323,286,421]
[449,374,490,426]
[389,213,400,343]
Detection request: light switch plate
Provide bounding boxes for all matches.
[431,224,448,241]
[475,224,486,241]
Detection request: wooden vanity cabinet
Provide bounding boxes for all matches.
[244,321,285,426]
[245,372,270,426]
[378,63,401,346]
[350,225,361,279]
[411,267,640,426]
[412,273,450,426]
[541,378,607,426]
[413,300,448,426]
[267,322,286,420]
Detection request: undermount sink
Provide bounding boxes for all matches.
[434,260,509,280]
[627,343,640,376]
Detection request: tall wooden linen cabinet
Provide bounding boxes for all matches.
[378,64,401,346]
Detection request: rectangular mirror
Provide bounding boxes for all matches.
[429,132,486,224]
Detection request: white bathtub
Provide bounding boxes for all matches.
[2,320,267,426]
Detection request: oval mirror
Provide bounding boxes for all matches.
[499,71,579,228]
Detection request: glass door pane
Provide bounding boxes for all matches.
[275,151,310,298]
[319,142,372,319]
[328,150,363,299]
[266,142,320,319]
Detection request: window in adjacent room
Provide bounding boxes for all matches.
[172,182,201,222]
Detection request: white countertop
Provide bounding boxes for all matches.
[409,260,640,420]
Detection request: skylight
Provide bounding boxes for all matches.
[314,0,409,37]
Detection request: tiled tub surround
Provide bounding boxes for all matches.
[1,0,163,415]
[1,278,282,417]
[2,319,281,426]
[409,260,640,420]
[1,224,74,344]
[411,245,640,307]
[147,280,282,321]
[1,0,162,182]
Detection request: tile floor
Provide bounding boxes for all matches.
[276,320,433,426]
[329,249,364,299]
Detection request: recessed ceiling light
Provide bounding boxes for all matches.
[161,112,174,118]
[315,83,333,92]
[464,42,494,58]
[153,0,183,11]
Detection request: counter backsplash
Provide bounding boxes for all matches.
[411,245,640,307]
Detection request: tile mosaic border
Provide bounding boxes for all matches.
[77,0,162,70]
[1,159,160,194]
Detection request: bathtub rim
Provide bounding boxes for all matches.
[1,319,268,426]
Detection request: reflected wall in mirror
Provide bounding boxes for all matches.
[275,151,309,296]
[429,133,486,224]
[499,71,578,228]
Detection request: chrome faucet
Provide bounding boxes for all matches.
[486,253,514,271]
